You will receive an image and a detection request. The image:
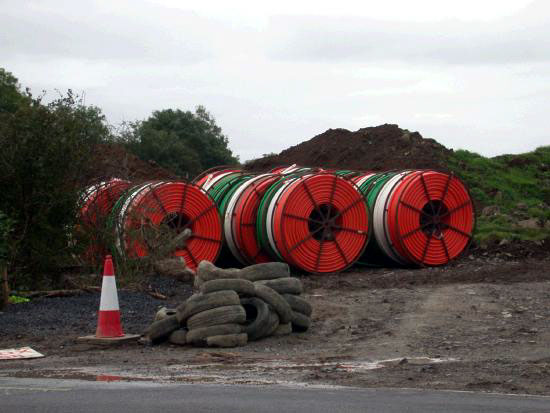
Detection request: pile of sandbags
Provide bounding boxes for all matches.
[141,261,312,348]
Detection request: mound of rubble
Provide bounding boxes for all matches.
[142,261,311,348]
[245,124,452,172]
[85,143,177,183]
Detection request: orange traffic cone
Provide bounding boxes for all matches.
[77,255,139,344]
[96,255,124,338]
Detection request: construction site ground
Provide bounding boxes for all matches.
[1,253,550,396]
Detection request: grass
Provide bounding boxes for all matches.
[447,146,550,244]
[8,295,30,304]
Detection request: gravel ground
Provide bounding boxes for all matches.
[0,276,193,339]
[2,255,550,396]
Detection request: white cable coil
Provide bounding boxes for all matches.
[223,174,271,264]
[372,171,413,265]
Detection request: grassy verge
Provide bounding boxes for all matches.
[447,146,550,244]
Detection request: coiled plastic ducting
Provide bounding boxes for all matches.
[223,174,279,264]
[78,179,131,262]
[79,179,131,226]
[259,173,370,273]
[210,173,252,210]
[110,181,222,271]
[194,168,241,193]
[256,172,309,260]
[269,164,323,176]
[213,174,257,263]
[366,170,474,266]
[270,164,300,175]
[186,165,475,271]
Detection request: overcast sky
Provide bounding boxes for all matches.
[2,0,549,160]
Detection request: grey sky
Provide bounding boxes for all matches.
[1,0,549,160]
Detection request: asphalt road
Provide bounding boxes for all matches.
[1,378,549,413]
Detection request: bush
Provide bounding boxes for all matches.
[0,71,112,289]
[0,211,15,262]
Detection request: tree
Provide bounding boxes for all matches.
[0,68,30,113]
[0,211,15,309]
[122,106,239,178]
[0,69,112,288]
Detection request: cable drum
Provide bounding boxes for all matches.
[223,174,278,265]
[199,170,241,193]
[196,171,256,266]
[270,164,300,175]
[256,173,305,260]
[268,173,370,274]
[353,171,400,266]
[372,171,416,265]
[214,174,254,215]
[79,179,130,226]
[366,170,474,266]
[110,181,222,271]
[213,174,256,263]
[193,166,240,188]
[113,181,159,255]
[351,172,376,188]
[222,175,262,264]
[389,171,474,266]
[78,178,131,263]
[270,165,322,176]
[268,165,295,174]
[183,166,474,271]
[265,176,305,260]
[232,174,280,264]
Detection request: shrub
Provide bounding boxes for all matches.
[0,73,111,289]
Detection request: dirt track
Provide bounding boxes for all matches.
[1,257,550,395]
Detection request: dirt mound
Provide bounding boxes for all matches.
[245,124,452,172]
[85,143,177,183]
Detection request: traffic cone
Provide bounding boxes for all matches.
[95,255,124,338]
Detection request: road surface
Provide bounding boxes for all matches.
[1,378,548,412]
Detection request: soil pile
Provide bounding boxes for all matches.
[245,124,452,172]
[85,143,177,183]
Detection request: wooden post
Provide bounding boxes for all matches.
[0,264,8,310]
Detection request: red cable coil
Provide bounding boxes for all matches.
[387,170,474,266]
[269,166,288,174]
[272,173,369,273]
[193,168,241,190]
[232,174,280,264]
[80,179,130,226]
[79,179,131,263]
[269,165,298,174]
[120,181,222,271]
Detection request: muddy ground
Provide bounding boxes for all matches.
[1,256,550,395]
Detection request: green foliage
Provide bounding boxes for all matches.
[475,215,549,244]
[0,68,30,113]
[448,146,550,243]
[8,295,30,304]
[0,70,112,288]
[0,211,15,263]
[121,106,239,177]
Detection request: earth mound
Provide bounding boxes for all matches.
[245,124,452,172]
[85,143,177,183]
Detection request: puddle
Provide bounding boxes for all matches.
[4,356,459,385]
[8,368,149,383]
[167,356,458,373]
[96,375,122,382]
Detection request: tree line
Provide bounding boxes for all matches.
[0,67,239,299]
